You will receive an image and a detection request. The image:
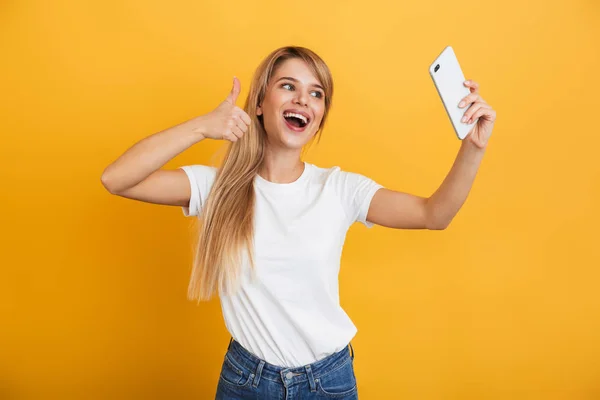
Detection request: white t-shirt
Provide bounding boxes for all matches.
[180,161,383,367]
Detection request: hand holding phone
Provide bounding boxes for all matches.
[429,46,477,140]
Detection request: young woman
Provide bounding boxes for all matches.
[101,46,496,399]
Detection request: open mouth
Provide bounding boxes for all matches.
[283,111,310,131]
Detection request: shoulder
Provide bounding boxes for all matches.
[307,162,383,227]
[307,163,342,182]
[308,162,371,188]
[180,164,218,176]
[180,164,218,182]
[179,165,219,195]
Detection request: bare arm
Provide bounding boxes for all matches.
[366,79,496,230]
[366,140,486,230]
[100,76,251,206]
[101,116,206,194]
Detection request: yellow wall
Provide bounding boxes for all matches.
[2,0,599,398]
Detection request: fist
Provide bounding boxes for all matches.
[200,77,252,142]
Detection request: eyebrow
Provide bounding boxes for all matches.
[275,76,324,91]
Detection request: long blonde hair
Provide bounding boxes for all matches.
[187,46,335,302]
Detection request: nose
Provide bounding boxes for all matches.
[293,90,309,107]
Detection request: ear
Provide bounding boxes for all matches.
[256,104,263,116]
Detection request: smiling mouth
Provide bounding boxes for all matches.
[283,112,310,129]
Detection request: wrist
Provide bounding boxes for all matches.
[462,136,488,152]
[188,115,208,141]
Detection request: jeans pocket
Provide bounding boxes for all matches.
[315,358,358,398]
[219,353,253,388]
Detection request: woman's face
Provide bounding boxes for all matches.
[257,58,326,150]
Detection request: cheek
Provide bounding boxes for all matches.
[313,107,325,126]
[262,107,282,134]
[262,95,285,120]
[265,90,288,108]
[260,101,278,123]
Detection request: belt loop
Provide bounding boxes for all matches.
[227,336,234,350]
[305,365,317,392]
[252,360,265,388]
[349,342,355,360]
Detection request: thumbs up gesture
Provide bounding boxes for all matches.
[199,77,252,142]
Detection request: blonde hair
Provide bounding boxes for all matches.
[187,46,334,302]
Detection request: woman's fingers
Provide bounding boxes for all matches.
[460,79,482,107]
[235,115,248,133]
[222,112,249,142]
[458,93,481,108]
[231,125,244,140]
[225,76,241,105]
[462,103,491,124]
[464,79,479,93]
[236,107,252,126]
[223,131,236,142]
[468,105,495,124]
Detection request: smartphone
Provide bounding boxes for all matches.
[429,46,477,140]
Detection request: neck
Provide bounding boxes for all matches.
[258,150,305,183]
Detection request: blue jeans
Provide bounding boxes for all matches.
[215,337,358,399]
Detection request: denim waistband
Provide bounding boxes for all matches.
[225,337,355,385]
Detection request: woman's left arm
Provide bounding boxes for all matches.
[366,79,497,230]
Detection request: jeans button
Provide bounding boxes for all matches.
[286,372,293,379]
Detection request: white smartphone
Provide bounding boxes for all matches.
[429,46,477,140]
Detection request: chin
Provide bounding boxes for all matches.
[271,124,314,148]
[278,135,310,150]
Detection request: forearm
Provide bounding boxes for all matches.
[101,116,207,193]
[426,139,487,229]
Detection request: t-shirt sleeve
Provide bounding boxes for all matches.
[332,168,384,228]
[179,165,218,217]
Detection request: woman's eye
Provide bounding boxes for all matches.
[281,83,323,99]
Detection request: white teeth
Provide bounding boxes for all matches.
[283,112,308,124]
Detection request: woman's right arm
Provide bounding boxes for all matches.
[100,117,207,206]
[100,77,250,207]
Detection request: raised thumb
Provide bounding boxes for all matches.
[226,76,241,104]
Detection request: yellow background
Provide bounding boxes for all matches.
[2,0,599,398]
